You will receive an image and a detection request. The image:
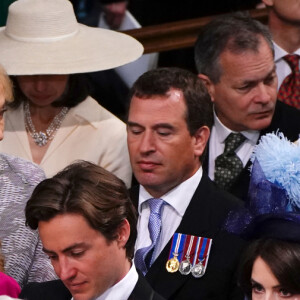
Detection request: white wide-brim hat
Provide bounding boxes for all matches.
[0,0,144,75]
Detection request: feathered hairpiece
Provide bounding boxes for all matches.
[224,132,300,241]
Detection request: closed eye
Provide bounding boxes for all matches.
[70,251,85,258]
[157,130,171,136]
[47,254,58,261]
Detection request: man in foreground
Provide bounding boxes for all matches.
[21,161,164,300]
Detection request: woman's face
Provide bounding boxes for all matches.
[16,75,69,108]
[251,256,300,300]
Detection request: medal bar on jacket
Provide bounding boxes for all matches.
[166,233,212,278]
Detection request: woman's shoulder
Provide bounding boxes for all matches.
[72,96,126,127]
[0,153,45,185]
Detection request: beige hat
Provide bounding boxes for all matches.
[0,0,144,75]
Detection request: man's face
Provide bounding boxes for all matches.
[16,75,69,108]
[263,0,300,24]
[203,38,278,132]
[39,213,130,300]
[127,89,209,197]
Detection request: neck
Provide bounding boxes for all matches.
[268,11,300,53]
[28,102,64,126]
[115,258,132,285]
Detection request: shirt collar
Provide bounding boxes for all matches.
[138,167,202,217]
[71,263,138,300]
[273,41,300,62]
[213,110,259,144]
[96,263,138,300]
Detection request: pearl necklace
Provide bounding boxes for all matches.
[24,101,69,147]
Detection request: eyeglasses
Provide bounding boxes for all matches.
[0,108,7,119]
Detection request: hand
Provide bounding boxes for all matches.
[102,1,127,29]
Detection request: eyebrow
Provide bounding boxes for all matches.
[127,121,143,127]
[43,242,87,255]
[127,121,175,130]
[251,278,281,289]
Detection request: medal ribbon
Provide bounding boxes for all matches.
[192,237,212,271]
[200,238,212,267]
[168,233,186,262]
[182,235,196,260]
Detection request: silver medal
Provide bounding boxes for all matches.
[191,261,205,278]
[179,257,192,275]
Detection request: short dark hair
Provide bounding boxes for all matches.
[9,74,90,109]
[239,238,300,298]
[128,67,213,136]
[194,12,274,83]
[25,161,137,259]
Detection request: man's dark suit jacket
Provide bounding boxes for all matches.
[131,172,247,300]
[204,101,300,201]
[20,273,165,300]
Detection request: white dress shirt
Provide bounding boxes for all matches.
[274,41,300,89]
[135,167,202,263]
[71,263,139,300]
[208,112,260,180]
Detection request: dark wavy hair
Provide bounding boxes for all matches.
[239,238,300,299]
[9,74,90,109]
[25,161,137,259]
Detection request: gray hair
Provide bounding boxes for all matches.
[194,12,274,83]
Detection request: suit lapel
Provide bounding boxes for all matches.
[39,109,83,165]
[6,106,33,160]
[129,274,156,300]
[143,173,216,298]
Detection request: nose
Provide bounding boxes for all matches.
[55,257,77,281]
[139,131,156,155]
[254,83,273,104]
[33,75,48,92]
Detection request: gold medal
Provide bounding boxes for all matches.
[166,255,180,273]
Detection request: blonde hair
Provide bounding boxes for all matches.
[0,64,13,103]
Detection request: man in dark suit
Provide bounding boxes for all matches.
[127,67,246,299]
[20,161,164,300]
[195,12,300,202]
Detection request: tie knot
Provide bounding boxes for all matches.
[224,133,245,154]
[284,54,299,71]
[148,198,164,215]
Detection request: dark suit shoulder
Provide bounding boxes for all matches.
[197,172,244,222]
[129,185,140,209]
[265,101,300,141]
[129,274,166,300]
[20,279,71,300]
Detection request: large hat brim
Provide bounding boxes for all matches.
[0,24,144,75]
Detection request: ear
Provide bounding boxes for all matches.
[116,219,130,249]
[262,0,273,6]
[193,126,210,158]
[198,74,215,102]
